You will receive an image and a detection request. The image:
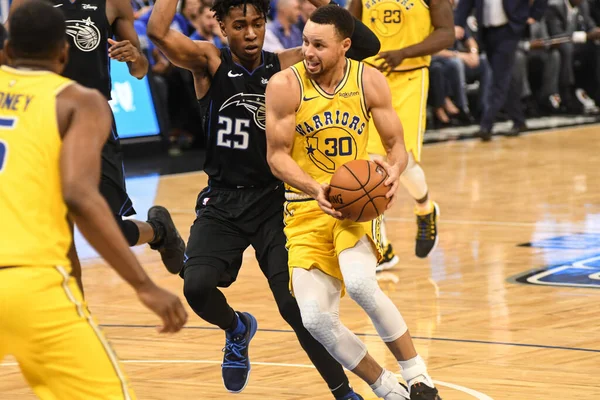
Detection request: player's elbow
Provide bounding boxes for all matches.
[147,19,167,44]
[62,181,95,216]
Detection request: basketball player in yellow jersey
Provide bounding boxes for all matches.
[266,6,441,400]
[0,1,187,398]
[349,0,454,266]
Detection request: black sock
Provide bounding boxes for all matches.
[331,382,353,399]
[147,219,165,245]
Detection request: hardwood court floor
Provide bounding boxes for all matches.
[2,126,600,399]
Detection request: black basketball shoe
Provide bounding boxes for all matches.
[415,202,440,258]
[410,382,441,400]
[147,206,186,274]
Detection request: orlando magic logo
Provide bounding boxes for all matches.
[219,93,266,130]
[66,18,101,52]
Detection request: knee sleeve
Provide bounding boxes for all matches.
[182,265,220,312]
[400,153,428,201]
[298,298,367,370]
[116,217,140,247]
[292,268,368,370]
[340,238,408,342]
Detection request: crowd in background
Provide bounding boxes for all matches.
[0,0,598,147]
[110,0,600,149]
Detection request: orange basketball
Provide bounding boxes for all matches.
[328,160,390,222]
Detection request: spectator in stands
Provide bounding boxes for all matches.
[0,23,6,65]
[455,0,548,140]
[297,0,316,31]
[268,0,303,49]
[513,19,562,115]
[189,2,225,47]
[546,0,600,112]
[429,56,467,126]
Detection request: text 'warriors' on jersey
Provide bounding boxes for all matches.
[0,66,73,269]
[288,59,370,194]
[361,0,433,71]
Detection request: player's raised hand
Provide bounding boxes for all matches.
[108,38,141,63]
[136,282,188,333]
[316,183,343,219]
[372,158,400,209]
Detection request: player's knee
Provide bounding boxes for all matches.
[344,273,379,313]
[273,287,303,328]
[297,299,339,349]
[182,266,217,310]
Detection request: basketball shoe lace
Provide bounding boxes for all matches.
[222,336,248,369]
[416,213,435,241]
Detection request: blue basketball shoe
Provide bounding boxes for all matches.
[337,389,364,399]
[222,312,258,393]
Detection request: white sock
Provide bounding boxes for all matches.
[399,355,435,388]
[370,369,410,399]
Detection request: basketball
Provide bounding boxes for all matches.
[328,159,390,222]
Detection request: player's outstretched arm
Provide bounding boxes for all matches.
[110,0,149,79]
[265,71,342,218]
[147,0,220,74]
[375,0,455,72]
[278,3,380,69]
[363,66,408,208]
[58,85,188,333]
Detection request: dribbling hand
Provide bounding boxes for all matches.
[315,183,343,220]
[136,282,188,333]
[372,158,400,210]
[108,38,140,63]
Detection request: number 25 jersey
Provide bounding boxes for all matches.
[287,59,370,194]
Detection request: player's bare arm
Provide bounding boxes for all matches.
[374,0,455,72]
[58,85,188,333]
[278,2,380,68]
[107,0,149,78]
[147,0,221,76]
[363,66,408,207]
[265,71,342,219]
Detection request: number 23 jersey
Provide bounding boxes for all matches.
[287,59,370,194]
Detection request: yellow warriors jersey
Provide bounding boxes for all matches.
[0,66,74,268]
[288,59,370,194]
[361,0,433,71]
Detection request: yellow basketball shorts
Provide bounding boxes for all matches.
[284,200,384,291]
[0,266,136,400]
[367,67,429,162]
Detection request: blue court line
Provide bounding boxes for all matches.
[100,324,600,354]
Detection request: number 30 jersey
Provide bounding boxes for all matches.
[287,59,370,195]
[201,49,281,188]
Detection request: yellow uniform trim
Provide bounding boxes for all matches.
[290,65,305,113]
[357,62,369,120]
[56,266,132,400]
[308,59,352,100]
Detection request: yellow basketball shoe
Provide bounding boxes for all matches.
[376,243,399,272]
[415,202,440,258]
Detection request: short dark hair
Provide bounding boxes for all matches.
[8,0,66,59]
[309,4,355,39]
[211,0,270,23]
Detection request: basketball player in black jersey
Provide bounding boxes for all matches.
[8,0,187,290]
[148,0,379,397]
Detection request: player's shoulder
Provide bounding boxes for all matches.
[57,83,110,117]
[360,63,387,87]
[267,67,298,90]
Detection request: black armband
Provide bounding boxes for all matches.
[328,0,381,60]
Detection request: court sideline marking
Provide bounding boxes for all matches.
[0,358,492,399]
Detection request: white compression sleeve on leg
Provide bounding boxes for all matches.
[400,152,428,201]
[292,267,368,370]
[339,237,408,342]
